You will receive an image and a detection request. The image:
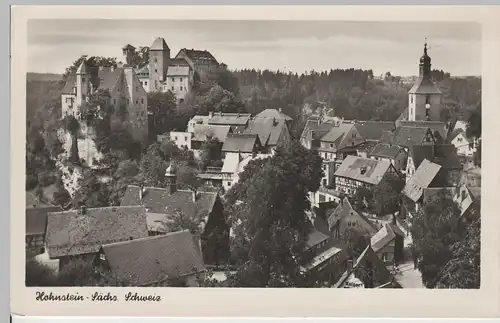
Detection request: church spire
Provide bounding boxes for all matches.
[419,38,431,79]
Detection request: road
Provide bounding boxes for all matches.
[394,261,424,288]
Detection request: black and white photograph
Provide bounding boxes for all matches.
[23,16,483,291]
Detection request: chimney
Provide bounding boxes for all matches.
[192,190,197,202]
[279,108,282,113]
[360,166,367,175]
[139,185,145,200]
[347,259,353,271]
[392,213,397,225]
[272,117,278,126]
[81,205,87,215]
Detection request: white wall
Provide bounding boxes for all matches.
[165,74,190,100]
[170,131,192,150]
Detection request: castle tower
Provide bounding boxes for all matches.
[408,40,443,122]
[165,161,177,194]
[148,37,171,92]
[122,44,136,66]
[75,57,91,110]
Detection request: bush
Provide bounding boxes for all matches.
[37,171,56,187]
[26,174,38,190]
[26,259,57,287]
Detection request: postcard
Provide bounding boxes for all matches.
[11,5,500,318]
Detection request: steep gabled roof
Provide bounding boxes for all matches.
[244,117,288,147]
[396,121,448,142]
[150,37,170,51]
[390,126,432,148]
[326,197,377,233]
[370,223,404,253]
[178,48,218,63]
[192,124,231,143]
[408,77,442,94]
[369,143,403,159]
[409,145,435,169]
[354,121,395,141]
[45,206,149,258]
[61,75,77,94]
[208,112,251,126]
[222,133,260,153]
[167,66,190,77]
[403,159,442,202]
[97,68,123,92]
[102,230,205,286]
[120,186,218,232]
[334,155,392,185]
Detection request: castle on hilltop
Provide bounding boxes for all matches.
[124,37,226,101]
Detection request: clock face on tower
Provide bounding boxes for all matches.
[425,103,431,109]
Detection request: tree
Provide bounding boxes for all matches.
[160,139,181,159]
[198,85,246,114]
[147,91,178,139]
[216,70,240,95]
[354,186,373,211]
[108,159,141,205]
[410,191,466,288]
[199,134,222,170]
[466,103,481,139]
[26,259,57,287]
[71,170,111,208]
[176,162,202,191]
[370,173,404,215]
[437,218,480,288]
[137,143,168,187]
[53,177,71,207]
[473,140,481,167]
[225,140,324,287]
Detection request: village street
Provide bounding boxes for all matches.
[395,261,424,288]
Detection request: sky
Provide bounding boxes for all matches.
[27,20,482,77]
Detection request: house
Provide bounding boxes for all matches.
[26,205,63,256]
[333,155,399,196]
[175,48,221,81]
[299,228,350,285]
[164,66,192,101]
[188,112,252,133]
[333,245,401,288]
[244,116,292,154]
[220,152,271,191]
[96,230,205,287]
[368,143,408,171]
[370,222,405,264]
[221,133,263,157]
[326,197,378,240]
[300,118,336,150]
[61,58,149,145]
[190,124,232,159]
[45,206,149,270]
[450,129,477,157]
[317,122,365,161]
[403,159,442,207]
[120,163,229,266]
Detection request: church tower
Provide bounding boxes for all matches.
[165,161,177,194]
[407,41,442,121]
[148,37,171,92]
[75,57,91,110]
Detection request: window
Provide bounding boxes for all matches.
[458,137,462,142]
[145,81,148,86]
[100,253,106,261]
[322,179,327,186]
[227,182,232,187]
[126,99,129,104]
[184,136,188,141]
[330,143,334,148]
[171,86,174,91]
[180,86,183,91]
[174,136,178,141]
[154,58,158,63]
[180,78,183,82]
[172,78,175,82]
[113,99,116,105]
[155,69,158,73]
[141,98,144,104]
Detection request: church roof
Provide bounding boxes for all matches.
[408,77,442,94]
[150,37,170,51]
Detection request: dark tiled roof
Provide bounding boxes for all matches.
[369,143,402,159]
[150,37,170,51]
[26,206,63,236]
[255,109,293,121]
[326,198,377,232]
[403,159,442,202]
[396,121,448,142]
[390,126,431,148]
[434,144,462,170]
[354,121,395,141]
[300,119,335,141]
[61,75,76,94]
[122,44,136,50]
[321,123,354,144]
[102,230,205,286]
[379,130,394,144]
[408,77,442,94]
[305,228,330,250]
[179,48,217,63]
[370,223,404,253]
[244,117,288,147]
[169,58,190,66]
[409,145,435,169]
[97,68,123,91]
[222,134,260,153]
[192,124,231,143]
[120,185,218,232]
[334,155,392,185]
[45,206,149,258]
